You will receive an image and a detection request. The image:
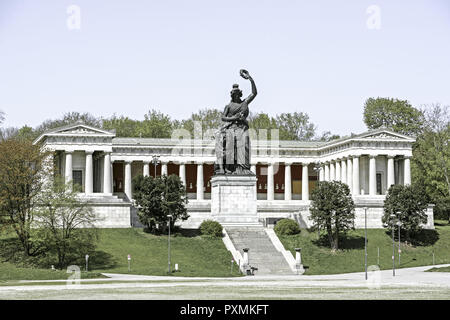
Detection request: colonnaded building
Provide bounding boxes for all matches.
[33,122,434,230]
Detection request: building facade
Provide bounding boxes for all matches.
[33,123,434,229]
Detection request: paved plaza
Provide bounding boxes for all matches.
[1,264,449,300]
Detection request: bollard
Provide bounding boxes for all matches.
[85,254,89,272]
[175,263,179,272]
[243,248,250,275]
[295,248,305,275]
[127,254,131,272]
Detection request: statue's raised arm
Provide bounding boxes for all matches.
[240,69,257,105]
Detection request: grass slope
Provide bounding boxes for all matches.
[279,221,450,275]
[0,228,241,280]
[91,228,241,277]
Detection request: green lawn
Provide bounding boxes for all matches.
[0,228,241,280]
[91,228,242,277]
[426,266,450,272]
[279,221,450,275]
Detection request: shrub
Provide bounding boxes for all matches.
[274,218,300,236]
[200,220,223,237]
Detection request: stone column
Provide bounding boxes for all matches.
[124,161,132,200]
[387,156,395,189]
[284,163,292,201]
[103,152,112,194]
[341,158,347,184]
[319,165,324,181]
[335,160,341,182]
[330,161,336,181]
[302,163,309,201]
[352,156,360,195]
[369,155,377,195]
[65,151,73,190]
[85,151,93,194]
[161,162,168,176]
[143,161,150,177]
[179,162,186,186]
[347,157,353,192]
[196,162,204,200]
[267,163,274,201]
[404,157,411,185]
[324,162,330,181]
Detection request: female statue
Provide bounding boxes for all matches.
[215,69,257,175]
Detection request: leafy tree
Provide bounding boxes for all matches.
[363,97,424,136]
[178,108,223,138]
[0,139,51,255]
[0,127,19,142]
[133,174,189,233]
[139,109,173,138]
[317,131,341,142]
[275,112,316,141]
[382,184,429,240]
[35,112,102,138]
[35,178,98,269]
[102,115,140,137]
[0,110,4,124]
[412,104,450,221]
[310,181,355,250]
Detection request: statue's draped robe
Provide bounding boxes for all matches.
[215,100,252,175]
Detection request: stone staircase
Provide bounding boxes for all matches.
[226,227,294,275]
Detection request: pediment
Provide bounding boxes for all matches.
[358,129,414,141]
[33,123,115,144]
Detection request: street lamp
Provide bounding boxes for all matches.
[364,207,368,280]
[390,213,396,277]
[152,155,160,177]
[397,220,402,266]
[167,214,173,274]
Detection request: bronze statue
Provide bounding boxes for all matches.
[214,69,257,175]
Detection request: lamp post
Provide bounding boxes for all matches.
[152,155,160,178]
[364,207,368,280]
[397,220,402,266]
[167,214,172,274]
[390,213,396,277]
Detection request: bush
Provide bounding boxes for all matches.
[274,218,300,236]
[200,220,223,237]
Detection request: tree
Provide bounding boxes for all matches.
[363,97,424,136]
[178,108,223,138]
[0,139,51,255]
[133,174,189,233]
[0,110,4,124]
[139,109,174,138]
[102,114,140,137]
[35,112,102,138]
[275,112,316,141]
[317,130,341,142]
[310,181,355,250]
[382,184,429,240]
[412,104,450,221]
[34,179,98,269]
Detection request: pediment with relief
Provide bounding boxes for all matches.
[359,130,414,141]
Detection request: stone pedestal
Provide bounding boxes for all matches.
[211,175,260,226]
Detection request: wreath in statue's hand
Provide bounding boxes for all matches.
[240,69,250,80]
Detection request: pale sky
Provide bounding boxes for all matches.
[1,0,449,136]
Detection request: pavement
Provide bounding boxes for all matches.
[0,264,449,299]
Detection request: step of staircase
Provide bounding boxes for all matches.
[226,227,294,275]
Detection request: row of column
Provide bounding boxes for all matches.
[65,151,112,195]
[320,155,411,196]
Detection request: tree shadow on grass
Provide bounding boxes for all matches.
[177,228,201,238]
[383,229,439,246]
[313,234,365,250]
[88,250,117,269]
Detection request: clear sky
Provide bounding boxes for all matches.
[1,0,449,136]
